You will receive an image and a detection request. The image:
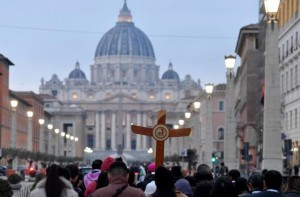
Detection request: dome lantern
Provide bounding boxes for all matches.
[118,0,132,23]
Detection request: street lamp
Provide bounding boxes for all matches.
[47,124,53,130]
[193,101,201,110]
[262,0,282,171]
[54,129,60,134]
[27,111,33,151]
[185,112,191,119]
[224,55,238,170]
[173,125,179,129]
[39,119,45,153]
[205,84,214,167]
[10,100,18,149]
[178,119,185,126]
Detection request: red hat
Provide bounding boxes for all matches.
[101,157,115,172]
[147,162,156,173]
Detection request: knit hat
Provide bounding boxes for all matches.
[101,157,115,172]
[147,162,156,173]
[175,179,193,196]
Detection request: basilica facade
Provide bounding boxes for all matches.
[39,2,202,161]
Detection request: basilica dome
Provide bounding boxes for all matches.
[162,62,180,81]
[68,61,86,79]
[94,2,155,58]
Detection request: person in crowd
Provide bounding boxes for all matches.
[282,176,300,197]
[101,157,115,172]
[247,172,264,194]
[65,164,84,197]
[83,159,102,187]
[139,164,147,183]
[262,169,268,176]
[30,164,78,197]
[250,170,282,197]
[171,166,184,183]
[235,177,250,196]
[93,161,146,197]
[137,162,156,192]
[194,180,213,197]
[294,166,299,176]
[229,169,241,183]
[84,171,109,197]
[171,166,193,197]
[128,170,138,187]
[219,162,229,177]
[149,166,187,197]
[193,164,213,183]
[209,176,238,197]
[175,178,193,197]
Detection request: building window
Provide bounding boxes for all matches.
[52,90,57,97]
[165,93,171,100]
[72,93,78,100]
[218,128,224,140]
[296,65,298,87]
[218,101,224,111]
[87,134,94,148]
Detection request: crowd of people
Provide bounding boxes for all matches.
[1,157,300,197]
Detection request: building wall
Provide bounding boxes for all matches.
[279,0,300,169]
[14,92,44,152]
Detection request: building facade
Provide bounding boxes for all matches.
[234,24,261,174]
[39,2,202,161]
[278,0,300,170]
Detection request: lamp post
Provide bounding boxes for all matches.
[262,0,282,172]
[205,84,214,167]
[193,101,201,164]
[39,119,45,153]
[224,55,238,170]
[47,124,53,155]
[27,111,33,151]
[10,100,18,149]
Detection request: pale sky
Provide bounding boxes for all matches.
[0,0,259,93]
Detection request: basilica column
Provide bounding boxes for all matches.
[142,112,147,149]
[100,111,106,150]
[125,112,131,150]
[136,112,142,150]
[111,113,116,150]
[95,112,100,149]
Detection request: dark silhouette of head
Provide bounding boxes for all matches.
[45,164,66,197]
[194,180,213,197]
[153,166,177,197]
[209,176,238,197]
[228,169,241,181]
[235,177,249,195]
[287,176,300,192]
[248,172,264,191]
[264,170,282,191]
[96,171,109,189]
[92,159,103,170]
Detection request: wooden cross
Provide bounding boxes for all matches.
[131,110,191,168]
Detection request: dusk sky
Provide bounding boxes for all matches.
[0,0,259,93]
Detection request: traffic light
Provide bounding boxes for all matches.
[211,152,217,163]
